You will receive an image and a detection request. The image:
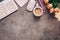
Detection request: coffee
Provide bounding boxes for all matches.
[35,8,41,15]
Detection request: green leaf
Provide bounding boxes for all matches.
[49,0,60,8]
[49,0,53,3]
[58,0,60,3]
[53,2,58,8]
[58,3,60,8]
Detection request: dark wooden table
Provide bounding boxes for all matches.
[0,1,60,40]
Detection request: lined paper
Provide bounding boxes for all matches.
[0,0,18,19]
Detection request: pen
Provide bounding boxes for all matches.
[37,0,44,10]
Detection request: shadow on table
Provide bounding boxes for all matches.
[45,9,57,20]
[32,14,42,21]
[0,10,18,21]
[48,13,55,19]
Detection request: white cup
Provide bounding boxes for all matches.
[33,3,43,17]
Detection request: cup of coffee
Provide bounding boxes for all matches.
[33,3,43,17]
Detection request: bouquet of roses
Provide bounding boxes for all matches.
[44,0,60,21]
[44,0,60,13]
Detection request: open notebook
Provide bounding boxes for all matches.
[0,0,18,19]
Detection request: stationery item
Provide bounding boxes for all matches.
[15,0,28,7]
[27,0,36,11]
[37,0,44,10]
[0,0,18,19]
[4,0,18,14]
[0,3,7,19]
[33,3,43,17]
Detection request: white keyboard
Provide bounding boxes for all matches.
[0,0,18,19]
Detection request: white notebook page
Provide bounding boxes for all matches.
[15,0,28,7]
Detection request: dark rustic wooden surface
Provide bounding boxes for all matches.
[0,0,60,40]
